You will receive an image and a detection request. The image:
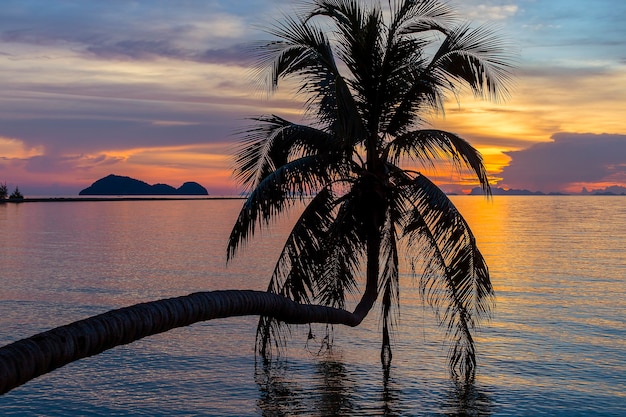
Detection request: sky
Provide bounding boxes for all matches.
[1,0,625,196]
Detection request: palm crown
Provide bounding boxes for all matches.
[228,0,513,380]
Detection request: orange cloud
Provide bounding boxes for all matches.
[91,143,238,195]
[0,136,44,159]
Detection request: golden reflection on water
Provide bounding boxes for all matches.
[449,195,626,403]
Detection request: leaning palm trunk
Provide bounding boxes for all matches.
[0,290,361,395]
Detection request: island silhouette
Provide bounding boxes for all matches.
[79,174,208,196]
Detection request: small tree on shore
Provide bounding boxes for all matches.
[0,182,7,200]
[9,186,24,200]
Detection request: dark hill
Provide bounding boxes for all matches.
[177,182,209,195]
[79,174,208,196]
[468,186,546,196]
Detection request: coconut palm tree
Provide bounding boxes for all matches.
[229,0,511,379]
[0,0,512,395]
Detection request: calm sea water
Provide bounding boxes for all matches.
[0,196,624,416]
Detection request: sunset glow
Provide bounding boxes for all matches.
[1,1,625,195]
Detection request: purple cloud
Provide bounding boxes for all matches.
[85,39,250,65]
[23,154,124,174]
[85,39,189,61]
[0,118,238,154]
[499,133,626,192]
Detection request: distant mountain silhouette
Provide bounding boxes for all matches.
[469,185,626,196]
[581,185,626,195]
[468,187,552,196]
[79,174,208,196]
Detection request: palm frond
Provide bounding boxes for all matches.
[255,12,365,142]
[256,188,339,361]
[307,0,367,27]
[255,314,289,362]
[257,14,333,90]
[393,0,456,36]
[377,0,457,136]
[387,129,491,195]
[233,114,342,191]
[269,187,339,303]
[233,116,295,191]
[380,47,444,137]
[379,199,402,366]
[430,23,514,102]
[227,154,333,261]
[308,1,385,104]
[314,189,367,309]
[383,9,514,136]
[400,173,493,380]
[256,183,370,360]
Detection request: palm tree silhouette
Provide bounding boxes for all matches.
[229,0,511,379]
[0,0,512,394]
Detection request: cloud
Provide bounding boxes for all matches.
[85,39,251,65]
[23,154,124,174]
[0,136,44,158]
[511,0,626,63]
[85,39,191,62]
[0,1,260,61]
[461,4,519,21]
[0,152,126,194]
[499,133,626,192]
[0,118,239,154]
[196,45,253,65]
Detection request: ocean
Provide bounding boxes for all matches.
[0,196,624,416]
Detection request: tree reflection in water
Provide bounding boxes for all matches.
[255,359,357,416]
[440,379,494,417]
[255,356,492,416]
[382,365,402,416]
[255,362,304,416]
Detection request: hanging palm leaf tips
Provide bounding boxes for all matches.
[228,0,513,381]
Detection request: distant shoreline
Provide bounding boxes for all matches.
[1,196,245,203]
[2,194,624,204]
